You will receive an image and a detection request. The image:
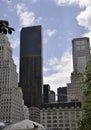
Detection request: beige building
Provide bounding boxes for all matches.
[67,72,84,102]
[22,103,29,120]
[40,102,82,130]
[29,107,40,123]
[67,37,90,102]
[0,34,24,122]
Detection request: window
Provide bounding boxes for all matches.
[53,120,57,123]
[77,56,86,72]
[53,116,57,119]
[76,40,86,51]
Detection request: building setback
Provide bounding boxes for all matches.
[0,34,23,122]
[19,25,43,107]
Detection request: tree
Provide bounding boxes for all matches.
[77,55,91,130]
[0,20,15,34]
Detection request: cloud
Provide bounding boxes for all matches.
[10,37,19,49]
[78,0,91,8]
[48,57,58,65]
[16,3,36,27]
[16,3,43,27]
[76,6,91,30]
[46,29,57,37]
[43,67,51,73]
[76,0,91,42]
[50,0,78,6]
[83,31,91,46]
[50,0,91,7]
[43,51,73,92]
[50,0,91,33]
[2,0,12,4]
[51,0,91,45]
[43,28,57,45]
[13,56,19,73]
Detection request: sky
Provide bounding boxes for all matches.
[0,0,91,93]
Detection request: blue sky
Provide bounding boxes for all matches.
[0,0,91,93]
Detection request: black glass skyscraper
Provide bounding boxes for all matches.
[19,25,42,107]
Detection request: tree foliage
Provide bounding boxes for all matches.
[77,55,91,130]
[0,20,15,34]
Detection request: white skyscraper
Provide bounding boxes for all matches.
[0,34,23,122]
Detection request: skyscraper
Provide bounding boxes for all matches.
[57,87,67,103]
[43,84,50,104]
[19,25,42,107]
[72,37,90,73]
[49,90,55,103]
[0,33,23,122]
[67,37,90,102]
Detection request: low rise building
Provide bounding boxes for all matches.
[40,102,82,130]
[29,107,40,123]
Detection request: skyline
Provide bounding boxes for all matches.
[0,0,91,93]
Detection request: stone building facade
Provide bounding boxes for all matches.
[0,34,24,122]
[40,102,82,130]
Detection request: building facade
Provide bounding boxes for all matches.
[57,87,67,103]
[29,107,40,123]
[22,100,29,119]
[67,37,90,102]
[40,102,82,130]
[0,34,23,122]
[49,90,55,103]
[43,84,50,104]
[72,37,90,73]
[19,25,43,107]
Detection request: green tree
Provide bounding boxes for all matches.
[77,55,91,130]
[0,20,15,34]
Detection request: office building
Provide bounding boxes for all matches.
[43,84,50,104]
[67,37,90,102]
[57,87,67,103]
[40,102,82,130]
[72,37,90,73]
[19,25,42,107]
[0,34,23,122]
[49,90,55,103]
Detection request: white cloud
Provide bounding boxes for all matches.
[78,0,91,8]
[2,0,11,4]
[48,57,58,65]
[76,1,91,41]
[43,67,51,73]
[43,51,73,93]
[50,0,78,6]
[46,29,57,37]
[10,37,19,49]
[13,56,19,73]
[43,28,57,45]
[51,0,91,46]
[16,3,35,27]
[50,0,91,7]
[76,6,91,30]
[83,32,91,46]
